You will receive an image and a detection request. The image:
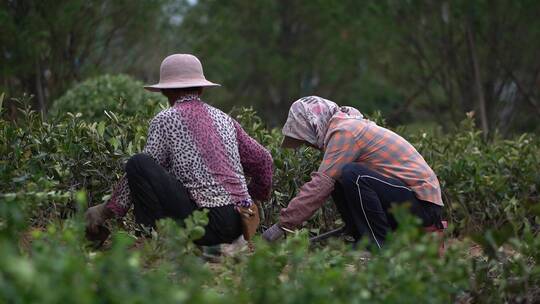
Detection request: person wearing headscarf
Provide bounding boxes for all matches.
[84,54,273,246]
[262,96,443,249]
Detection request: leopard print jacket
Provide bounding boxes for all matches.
[106,94,273,216]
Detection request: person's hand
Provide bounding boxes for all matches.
[237,205,255,218]
[84,203,113,234]
[262,223,285,242]
[237,204,260,241]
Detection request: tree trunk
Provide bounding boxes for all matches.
[35,58,46,116]
[466,23,489,140]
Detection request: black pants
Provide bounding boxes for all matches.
[125,153,242,246]
[333,163,443,249]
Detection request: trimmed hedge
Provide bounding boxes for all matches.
[1,99,540,302]
[50,74,167,120]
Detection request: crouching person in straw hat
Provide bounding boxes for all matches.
[85,54,272,247]
[262,96,444,249]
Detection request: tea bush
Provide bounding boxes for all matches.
[49,74,167,120]
[406,117,540,234]
[1,192,222,303]
[1,96,540,302]
[3,98,540,233]
[2,190,539,302]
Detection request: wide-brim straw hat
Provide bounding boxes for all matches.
[144,54,220,92]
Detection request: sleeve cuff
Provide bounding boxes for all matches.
[105,201,127,218]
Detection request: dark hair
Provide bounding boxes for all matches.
[161,87,204,106]
[161,87,202,95]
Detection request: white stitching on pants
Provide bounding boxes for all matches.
[355,175,382,249]
[359,175,412,192]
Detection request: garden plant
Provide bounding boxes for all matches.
[1,92,539,303]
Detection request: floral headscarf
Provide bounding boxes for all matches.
[282,96,363,149]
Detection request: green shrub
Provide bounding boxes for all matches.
[50,74,167,120]
[407,118,540,234]
[0,192,221,304]
[1,103,149,230]
[2,96,540,302]
[3,190,539,302]
[4,101,540,235]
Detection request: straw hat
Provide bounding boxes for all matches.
[144,54,220,92]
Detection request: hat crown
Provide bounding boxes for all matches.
[144,53,220,91]
[159,54,204,83]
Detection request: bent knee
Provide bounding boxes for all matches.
[339,163,370,185]
[125,153,154,175]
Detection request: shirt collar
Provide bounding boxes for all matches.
[174,93,200,104]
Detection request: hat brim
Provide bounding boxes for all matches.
[144,80,221,92]
[281,136,305,149]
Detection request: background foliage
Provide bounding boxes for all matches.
[0,0,167,113]
[2,0,539,133]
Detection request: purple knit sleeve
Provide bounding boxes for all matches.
[105,175,130,217]
[233,120,273,201]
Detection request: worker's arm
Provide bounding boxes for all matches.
[279,171,335,229]
[233,119,273,202]
[264,130,360,241]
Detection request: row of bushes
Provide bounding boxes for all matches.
[3,94,540,234]
[2,187,540,302]
[1,93,540,302]
[42,74,540,235]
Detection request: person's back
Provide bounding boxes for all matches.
[150,94,254,207]
[322,115,442,205]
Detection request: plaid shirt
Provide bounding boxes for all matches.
[319,117,443,205]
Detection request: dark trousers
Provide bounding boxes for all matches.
[333,163,443,249]
[125,153,242,246]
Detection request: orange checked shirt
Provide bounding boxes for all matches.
[319,116,443,206]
